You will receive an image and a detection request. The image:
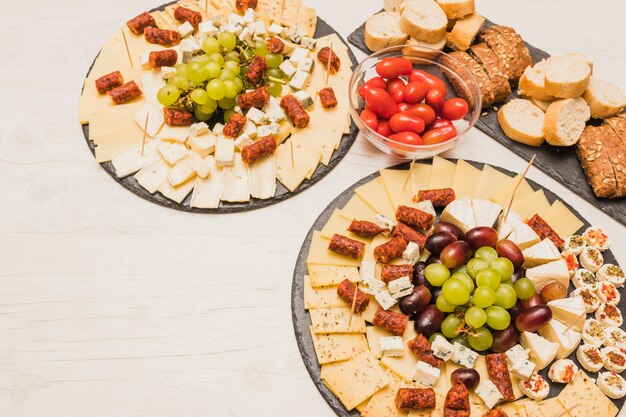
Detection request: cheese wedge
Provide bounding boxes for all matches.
[507,221,540,250]
[538,319,582,359]
[497,210,524,240]
[547,296,586,331]
[520,331,558,370]
[440,198,476,232]
[525,259,570,292]
[522,238,561,267]
[471,199,502,228]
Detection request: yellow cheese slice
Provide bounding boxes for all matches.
[499,402,521,417]
[303,275,343,309]
[365,326,394,359]
[557,370,618,417]
[275,139,321,192]
[280,0,301,26]
[309,325,369,365]
[539,397,569,417]
[474,165,512,199]
[257,0,285,23]
[307,264,360,287]
[469,404,490,417]
[452,159,482,198]
[355,178,396,220]
[541,200,584,238]
[380,169,415,210]
[361,373,401,417]
[489,174,535,208]
[111,139,161,177]
[309,307,367,334]
[306,231,363,267]
[320,359,347,380]
[511,189,551,220]
[515,399,543,417]
[428,156,457,189]
[296,6,317,37]
[340,195,378,223]
[320,208,370,243]
[410,163,433,192]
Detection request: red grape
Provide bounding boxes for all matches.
[440,241,473,269]
[433,222,465,240]
[465,227,498,250]
[451,368,480,390]
[491,323,521,352]
[399,285,432,316]
[515,305,552,332]
[495,240,524,270]
[414,305,444,337]
[425,232,458,255]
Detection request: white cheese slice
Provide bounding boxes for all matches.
[221,153,250,202]
[547,296,586,331]
[134,158,169,193]
[471,199,502,228]
[520,331,558,369]
[508,221,541,250]
[248,154,276,199]
[522,238,561,268]
[187,134,217,158]
[189,152,211,179]
[111,140,160,178]
[497,210,524,240]
[215,136,235,167]
[190,156,223,209]
[157,125,190,143]
[525,259,570,292]
[439,198,476,233]
[157,141,188,165]
[167,157,196,187]
[133,102,165,138]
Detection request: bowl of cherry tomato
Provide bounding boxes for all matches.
[349,45,482,159]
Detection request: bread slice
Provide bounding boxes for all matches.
[435,0,474,19]
[446,12,484,51]
[543,98,591,146]
[384,0,406,12]
[497,99,545,146]
[400,0,448,43]
[364,12,409,52]
[582,78,626,119]
[576,124,623,198]
[564,51,594,72]
[478,25,531,82]
[518,60,555,102]
[528,96,553,112]
[469,42,511,102]
[604,114,626,197]
[544,55,591,98]
[441,51,495,107]
[403,35,447,58]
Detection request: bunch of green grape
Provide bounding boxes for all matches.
[423,246,535,352]
[156,32,288,123]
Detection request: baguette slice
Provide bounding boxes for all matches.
[544,55,591,98]
[582,78,626,119]
[543,98,591,146]
[446,12,485,52]
[384,0,406,12]
[518,60,555,102]
[400,0,448,43]
[564,51,594,72]
[498,99,545,146]
[528,96,553,112]
[441,51,495,107]
[435,0,475,19]
[364,12,409,52]
[403,35,446,59]
[468,42,510,102]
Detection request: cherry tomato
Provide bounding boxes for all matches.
[403,81,428,104]
[389,112,426,134]
[377,120,392,137]
[389,131,423,145]
[360,108,379,131]
[397,102,411,112]
[426,89,445,113]
[402,103,436,125]
[440,98,469,120]
[376,57,413,79]
[409,70,447,95]
[365,88,398,119]
[387,78,406,103]
[427,118,453,130]
[358,77,387,99]
[422,125,457,145]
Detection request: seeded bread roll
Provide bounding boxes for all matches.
[435,0,475,19]
[544,98,591,146]
[478,25,531,82]
[519,60,555,102]
[440,50,495,107]
[545,55,591,98]
[364,11,410,52]
[498,99,545,146]
[604,114,626,197]
[469,42,511,102]
[446,13,485,52]
[403,35,447,59]
[582,78,626,119]
[400,0,448,43]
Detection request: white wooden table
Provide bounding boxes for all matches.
[1,0,625,415]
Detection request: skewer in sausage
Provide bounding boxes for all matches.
[280,95,310,128]
[336,279,369,313]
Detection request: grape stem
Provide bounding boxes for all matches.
[267,75,286,85]
[236,45,251,62]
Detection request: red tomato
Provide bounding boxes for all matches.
[376,57,413,79]
[409,70,447,95]
[377,120,391,137]
[360,108,379,131]
[403,81,428,104]
[388,131,423,146]
[397,102,411,112]
[402,103,436,125]
[358,77,387,99]
[387,78,406,103]
[427,118,453,130]
[389,112,426,134]
[426,89,445,113]
[422,125,457,145]
[365,88,398,119]
[440,98,469,120]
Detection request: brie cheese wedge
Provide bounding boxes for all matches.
[520,331,558,370]
[522,238,561,268]
[538,319,582,359]
[440,198,476,233]
[547,296,586,331]
[507,221,540,250]
[525,259,570,292]
[471,199,502,228]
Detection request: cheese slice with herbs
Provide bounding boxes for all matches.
[365,326,394,358]
[361,373,402,417]
[309,326,369,364]
[307,265,360,287]
[309,307,366,333]
[557,370,619,417]
[303,275,343,309]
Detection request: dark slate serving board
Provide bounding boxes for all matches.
[347,16,626,226]
[80,6,358,214]
[292,159,623,417]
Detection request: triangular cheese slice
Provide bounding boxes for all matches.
[508,221,540,250]
[520,331,558,370]
[525,259,570,292]
[538,319,582,359]
[522,238,561,267]
[547,296,586,331]
[471,199,502,228]
[440,198,476,233]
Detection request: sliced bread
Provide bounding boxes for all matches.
[518,60,555,102]
[441,51,495,107]
[564,51,594,72]
[528,96,553,112]
[497,99,545,146]
[364,12,410,52]
[400,0,448,43]
[469,42,511,102]
[446,12,485,51]
[384,0,406,12]
[544,55,591,98]
[582,78,626,119]
[403,35,447,58]
[478,25,531,82]
[435,0,475,19]
[543,98,591,146]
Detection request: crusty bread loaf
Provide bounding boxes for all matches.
[544,55,591,98]
[440,51,495,107]
[518,60,555,102]
[384,0,406,12]
[403,35,447,58]
[604,115,626,197]
[582,78,626,119]
[446,13,484,52]
[469,42,510,102]
[400,0,448,43]
[435,0,474,19]
[477,25,531,82]
[497,99,545,146]
[543,98,590,146]
[364,12,409,52]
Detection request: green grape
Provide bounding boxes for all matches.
[191,88,209,105]
[170,74,189,91]
[500,279,515,287]
[473,286,496,308]
[223,80,238,99]
[175,63,188,78]
[157,84,181,106]
[428,333,445,343]
[218,31,237,51]
[475,247,498,263]
[465,306,487,328]
[466,258,489,279]
[234,77,244,92]
[514,278,535,301]
[453,265,468,275]
[202,36,220,55]
[224,61,241,75]
[268,81,282,97]
[253,40,269,57]
[485,306,510,330]
[219,69,237,81]
[199,99,217,115]
[205,62,221,80]
[451,272,474,293]
[208,52,225,66]
[223,109,235,122]
[194,107,211,121]
[224,51,241,63]
[268,68,285,79]
[441,315,463,338]
[240,66,249,76]
[494,285,517,309]
[188,62,208,84]
[443,279,470,305]
[436,294,456,313]
[490,257,515,281]
[265,53,284,68]
[218,97,236,109]
[197,55,210,63]
[468,327,493,351]
[206,79,226,100]
[424,264,451,287]
[475,268,501,289]
[451,335,470,348]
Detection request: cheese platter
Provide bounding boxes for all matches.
[79,0,358,213]
[292,157,625,417]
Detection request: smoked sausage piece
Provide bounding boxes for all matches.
[393,222,427,250]
[482,409,509,417]
[174,6,202,28]
[395,388,436,410]
[223,114,247,138]
[414,188,456,207]
[396,205,435,230]
[347,219,387,237]
[317,46,341,74]
[95,71,124,94]
[237,86,270,111]
[236,0,258,12]
[444,383,470,411]
[328,234,365,259]
[319,87,338,108]
[144,27,181,46]
[485,354,515,401]
[266,37,285,54]
[381,264,413,283]
[241,135,277,165]
[246,56,268,85]
[149,50,178,68]
[372,307,408,336]
[280,95,310,128]
[527,214,564,247]
[127,12,157,35]
[374,236,408,263]
[108,81,143,104]
[336,279,370,313]
[407,334,444,368]
[164,108,195,126]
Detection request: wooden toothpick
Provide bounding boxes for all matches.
[348,282,359,326]
[403,157,417,191]
[121,28,133,67]
[502,154,536,223]
[140,113,149,156]
[562,312,585,335]
[325,42,333,86]
[290,139,295,168]
[555,403,579,417]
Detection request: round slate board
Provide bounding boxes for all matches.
[81,4,358,214]
[291,159,624,416]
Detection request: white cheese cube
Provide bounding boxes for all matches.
[452,342,478,368]
[228,13,244,25]
[412,361,441,387]
[234,134,253,150]
[233,106,243,115]
[214,136,235,166]
[157,141,188,165]
[242,120,257,138]
[213,123,225,135]
[374,290,397,310]
[380,336,405,357]
[298,57,315,73]
[257,123,279,138]
[290,47,309,63]
[238,27,253,42]
[375,214,396,231]
[364,278,385,295]
[248,21,266,36]
[431,335,454,361]
[286,25,304,43]
[475,380,504,409]
[198,21,218,38]
[403,242,421,265]
[388,276,413,294]
[265,99,286,123]
[168,157,196,186]
[511,359,536,380]
[187,134,217,158]
[242,8,255,23]
[246,107,268,125]
[360,260,376,284]
[189,152,211,179]
[180,37,200,53]
[300,36,317,50]
[294,90,314,109]
[268,23,285,36]
[391,287,414,299]
[190,122,209,137]
[279,60,297,78]
[220,22,242,36]
[505,344,529,368]
[178,21,195,38]
[289,70,310,90]
[160,66,177,80]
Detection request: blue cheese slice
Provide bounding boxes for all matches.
[452,342,478,368]
[431,335,454,361]
[289,70,310,90]
[411,361,441,387]
[380,336,404,357]
[475,380,504,409]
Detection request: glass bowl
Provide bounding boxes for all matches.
[349,45,483,159]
